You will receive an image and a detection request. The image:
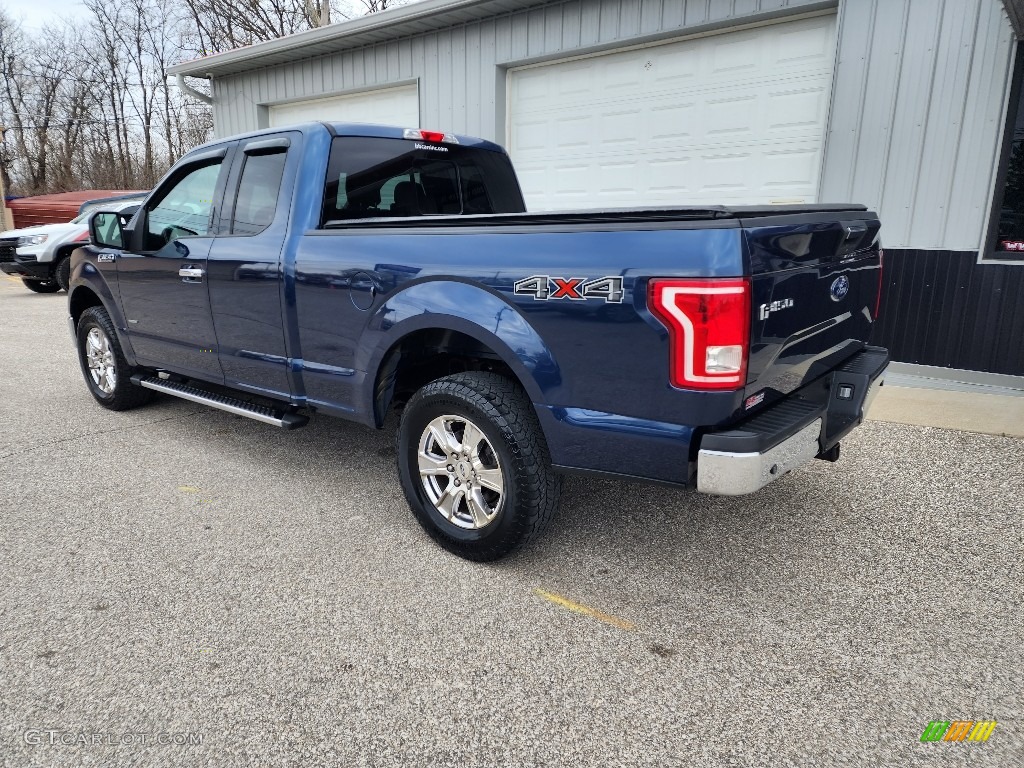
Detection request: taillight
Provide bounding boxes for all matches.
[875,249,884,320]
[648,278,750,390]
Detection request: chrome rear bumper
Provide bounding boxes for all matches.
[695,346,889,496]
[696,418,823,495]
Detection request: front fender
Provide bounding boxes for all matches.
[37,240,61,263]
[68,251,138,366]
[360,279,560,405]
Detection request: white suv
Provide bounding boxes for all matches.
[0,199,142,292]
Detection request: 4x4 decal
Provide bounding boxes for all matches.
[514,275,624,303]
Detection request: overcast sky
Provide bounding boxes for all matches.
[3,0,88,29]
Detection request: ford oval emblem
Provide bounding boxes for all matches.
[830,275,850,302]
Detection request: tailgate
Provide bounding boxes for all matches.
[741,209,882,404]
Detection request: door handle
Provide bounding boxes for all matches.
[179,267,205,281]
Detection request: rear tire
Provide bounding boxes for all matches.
[22,278,61,293]
[397,372,560,561]
[54,255,71,291]
[76,306,153,410]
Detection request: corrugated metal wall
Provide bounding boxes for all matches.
[211,0,1017,252]
[212,0,831,139]
[873,249,1024,374]
[821,0,1015,250]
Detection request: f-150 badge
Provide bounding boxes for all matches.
[758,298,794,320]
[514,275,624,303]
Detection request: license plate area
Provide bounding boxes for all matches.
[820,347,889,450]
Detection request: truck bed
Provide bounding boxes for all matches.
[302,202,883,478]
[323,203,869,230]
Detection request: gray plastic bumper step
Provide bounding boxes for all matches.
[132,375,308,429]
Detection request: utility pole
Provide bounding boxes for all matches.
[0,125,11,232]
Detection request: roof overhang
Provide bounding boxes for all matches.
[167,0,549,79]
[1004,0,1024,38]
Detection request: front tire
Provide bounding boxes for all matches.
[54,255,71,291]
[76,306,152,410]
[397,372,560,561]
[22,278,61,293]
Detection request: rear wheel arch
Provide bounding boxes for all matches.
[371,322,550,428]
[363,282,560,426]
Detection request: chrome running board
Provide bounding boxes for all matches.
[132,375,308,429]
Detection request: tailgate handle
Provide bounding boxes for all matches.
[837,221,869,257]
[842,222,867,241]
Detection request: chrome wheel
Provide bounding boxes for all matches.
[417,414,504,530]
[85,327,117,394]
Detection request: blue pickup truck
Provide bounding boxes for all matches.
[71,122,888,560]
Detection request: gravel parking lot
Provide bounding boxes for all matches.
[1,275,1021,767]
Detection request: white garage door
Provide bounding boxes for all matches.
[269,84,419,129]
[508,15,837,210]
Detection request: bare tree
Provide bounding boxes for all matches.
[0,9,31,194]
[180,0,343,55]
[355,0,401,12]
[0,0,411,197]
[0,12,96,193]
[178,0,411,56]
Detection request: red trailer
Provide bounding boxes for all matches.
[7,191,145,228]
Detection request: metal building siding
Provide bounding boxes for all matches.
[873,249,1024,375]
[211,0,831,140]
[208,0,1015,253]
[820,0,1015,250]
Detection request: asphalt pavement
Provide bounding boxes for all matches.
[1,275,1021,767]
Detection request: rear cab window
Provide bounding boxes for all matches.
[321,136,526,225]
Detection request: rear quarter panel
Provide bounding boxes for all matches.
[293,224,749,429]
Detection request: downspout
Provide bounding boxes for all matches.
[174,73,213,105]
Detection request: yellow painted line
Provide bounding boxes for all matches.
[534,588,635,631]
[4,276,20,283]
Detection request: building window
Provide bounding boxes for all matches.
[990,43,1024,258]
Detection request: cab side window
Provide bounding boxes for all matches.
[144,161,221,250]
[230,150,287,235]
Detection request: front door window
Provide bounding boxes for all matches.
[145,162,221,250]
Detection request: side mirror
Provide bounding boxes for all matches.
[89,211,126,249]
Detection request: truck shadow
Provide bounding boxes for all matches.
[0,290,67,301]
[140,396,848,596]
